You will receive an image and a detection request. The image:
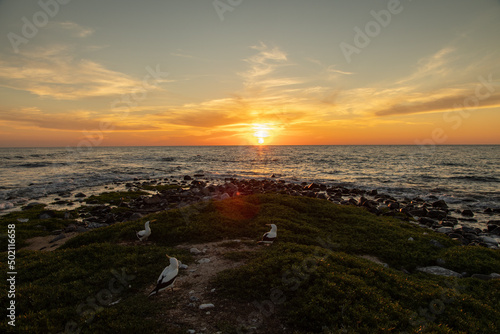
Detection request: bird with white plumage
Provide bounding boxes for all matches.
[258,223,277,244]
[136,220,152,241]
[148,255,179,297]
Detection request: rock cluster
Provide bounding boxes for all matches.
[38,176,500,249]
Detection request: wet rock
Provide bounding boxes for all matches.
[428,210,447,220]
[183,175,193,180]
[409,208,428,217]
[419,217,438,227]
[436,227,453,234]
[478,236,498,247]
[432,200,448,209]
[461,209,474,217]
[75,192,87,198]
[490,227,500,236]
[388,201,400,210]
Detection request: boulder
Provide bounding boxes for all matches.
[461,209,474,217]
[427,210,447,220]
[432,200,448,209]
[417,266,461,277]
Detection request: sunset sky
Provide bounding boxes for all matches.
[0,0,499,147]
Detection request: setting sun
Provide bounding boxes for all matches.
[253,123,274,145]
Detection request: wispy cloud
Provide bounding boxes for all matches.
[0,45,161,100]
[57,21,95,38]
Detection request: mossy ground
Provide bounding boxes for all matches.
[1,194,499,333]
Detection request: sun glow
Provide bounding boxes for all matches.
[252,123,274,145]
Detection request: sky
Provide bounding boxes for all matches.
[0,0,499,147]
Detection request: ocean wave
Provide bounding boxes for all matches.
[448,175,499,183]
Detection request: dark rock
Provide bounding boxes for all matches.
[439,220,455,227]
[305,183,320,190]
[419,217,438,227]
[490,227,500,236]
[194,174,205,177]
[487,224,499,232]
[428,210,447,220]
[23,202,43,210]
[461,209,474,217]
[484,208,494,214]
[409,208,428,217]
[183,175,193,181]
[75,192,87,198]
[388,202,400,210]
[368,189,378,196]
[316,193,329,200]
[432,200,448,209]
[464,233,478,241]
[448,233,463,240]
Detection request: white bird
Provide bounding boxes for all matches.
[258,224,277,244]
[148,255,179,297]
[136,221,152,241]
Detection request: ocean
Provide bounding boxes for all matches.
[1,145,499,218]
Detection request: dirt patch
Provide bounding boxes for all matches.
[21,232,79,252]
[148,239,287,333]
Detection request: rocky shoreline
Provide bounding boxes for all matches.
[16,175,500,252]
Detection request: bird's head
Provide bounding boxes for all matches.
[266,224,277,231]
[166,254,178,266]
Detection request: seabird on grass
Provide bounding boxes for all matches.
[136,220,152,241]
[258,224,277,244]
[148,255,179,297]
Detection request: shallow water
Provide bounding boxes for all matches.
[1,145,499,214]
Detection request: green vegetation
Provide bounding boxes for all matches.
[0,204,77,248]
[1,193,499,333]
